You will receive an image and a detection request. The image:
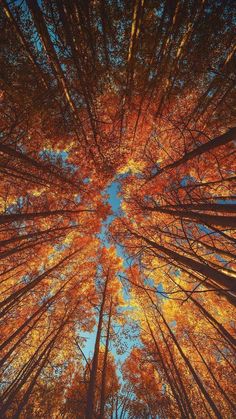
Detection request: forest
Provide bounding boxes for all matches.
[0,0,235,418]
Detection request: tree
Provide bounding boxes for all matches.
[0,0,235,417]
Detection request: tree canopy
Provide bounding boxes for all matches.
[0,0,235,418]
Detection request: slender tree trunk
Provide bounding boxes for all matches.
[1,320,66,417]
[157,320,196,418]
[1,0,48,88]
[99,298,113,419]
[85,273,109,419]
[189,295,236,349]
[0,224,76,247]
[0,165,51,188]
[148,127,236,180]
[176,175,236,191]
[163,203,236,212]
[12,337,55,418]
[188,333,236,412]
[0,209,91,225]
[0,307,49,369]
[147,295,223,418]
[134,232,236,294]
[26,0,91,158]
[141,204,236,228]
[169,273,236,348]
[56,1,98,142]
[0,322,63,415]
[0,143,79,190]
[145,314,188,418]
[0,250,79,314]
[0,274,72,358]
[0,235,59,260]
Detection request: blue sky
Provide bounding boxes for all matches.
[98,179,128,264]
[98,180,121,247]
[83,180,122,364]
[82,179,140,389]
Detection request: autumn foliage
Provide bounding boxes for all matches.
[0,1,235,418]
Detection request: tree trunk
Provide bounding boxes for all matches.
[99,297,113,419]
[85,273,109,419]
[148,127,236,180]
[0,250,79,314]
[188,333,236,413]
[135,232,236,294]
[148,296,223,418]
[145,314,189,418]
[0,208,91,225]
[0,143,79,190]
[141,204,236,228]
[0,224,76,247]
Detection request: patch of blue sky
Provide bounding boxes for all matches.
[110,336,141,367]
[180,175,196,186]
[17,196,25,207]
[150,128,158,138]
[74,195,81,203]
[98,224,110,248]
[174,268,181,277]
[17,223,27,234]
[169,320,177,332]
[119,276,132,302]
[98,180,121,240]
[83,177,91,184]
[143,277,168,299]
[96,20,103,34]
[144,277,155,287]
[39,149,77,173]
[81,321,141,387]
[157,283,168,299]
[150,165,160,176]
[197,223,213,234]
[219,347,232,357]
[98,180,129,265]
[69,220,78,226]
[6,196,26,214]
[16,1,45,55]
[53,242,70,253]
[206,86,217,98]
[216,198,236,204]
[148,69,157,81]
[8,140,26,152]
[143,194,152,202]
[230,320,235,329]
[154,4,164,17]
[53,364,68,378]
[22,274,31,284]
[215,254,227,264]
[116,243,130,267]
[105,180,122,218]
[81,330,97,361]
[197,223,227,242]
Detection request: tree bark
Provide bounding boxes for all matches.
[148,127,236,180]
[134,232,236,293]
[0,143,80,190]
[0,250,79,314]
[0,208,91,225]
[145,314,189,418]
[85,273,109,419]
[99,298,113,419]
[141,204,236,228]
[149,298,223,418]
